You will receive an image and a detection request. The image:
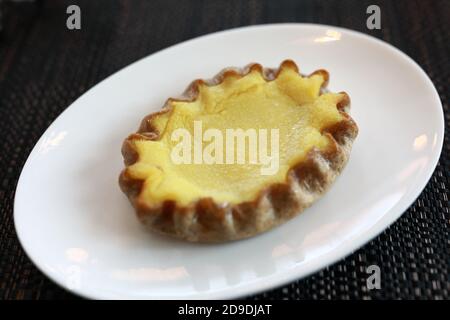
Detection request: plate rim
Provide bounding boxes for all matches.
[13,23,445,300]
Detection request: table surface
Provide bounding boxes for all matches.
[0,0,448,300]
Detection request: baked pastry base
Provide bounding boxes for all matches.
[119,60,358,242]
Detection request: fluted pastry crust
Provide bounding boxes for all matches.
[119,60,358,242]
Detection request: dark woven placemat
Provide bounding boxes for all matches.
[0,0,448,300]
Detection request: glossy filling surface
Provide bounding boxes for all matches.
[128,65,344,205]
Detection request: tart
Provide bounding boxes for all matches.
[119,60,358,242]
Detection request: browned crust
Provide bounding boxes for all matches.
[119,60,358,242]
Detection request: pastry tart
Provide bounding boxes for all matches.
[119,60,358,242]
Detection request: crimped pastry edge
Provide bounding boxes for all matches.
[119,60,358,242]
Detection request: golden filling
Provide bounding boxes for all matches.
[127,65,344,205]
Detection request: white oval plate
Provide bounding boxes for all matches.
[14,24,444,299]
